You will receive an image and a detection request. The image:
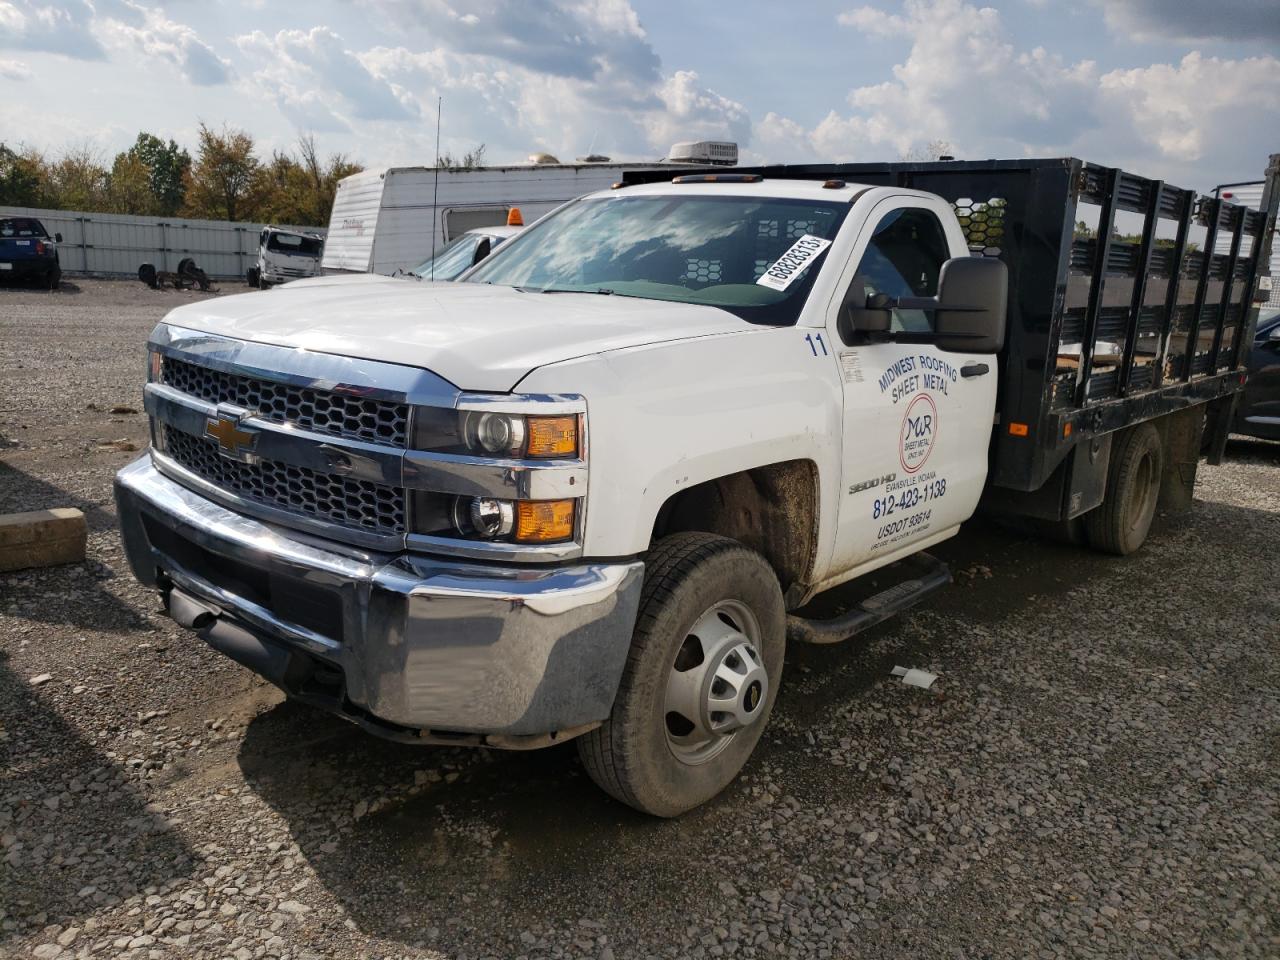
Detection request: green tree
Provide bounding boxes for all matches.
[44,145,109,210]
[436,143,486,171]
[0,143,47,206]
[256,134,363,226]
[106,151,156,215]
[899,139,955,162]
[125,133,191,215]
[182,123,264,222]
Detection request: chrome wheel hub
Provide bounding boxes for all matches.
[664,600,769,765]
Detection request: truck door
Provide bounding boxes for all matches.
[826,198,998,574]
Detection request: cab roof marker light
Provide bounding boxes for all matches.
[671,173,763,184]
[822,179,846,189]
[1009,422,1029,437]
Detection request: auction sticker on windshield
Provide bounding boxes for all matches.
[757,235,832,291]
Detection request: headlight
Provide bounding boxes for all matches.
[461,411,526,456]
[409,400,584,550]
[449,496,575,543]
[414,408,580,459]
[459,497,515,539]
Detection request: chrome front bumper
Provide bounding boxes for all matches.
[114,456,643,743]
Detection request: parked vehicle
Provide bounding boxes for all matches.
[246,227,325,288]
[320,141,736,277]
[115,153,1278,817]
[409,222,523,281]
[1214,180,1280,308]
[1234,306,1280,441]
[0,216,62,288]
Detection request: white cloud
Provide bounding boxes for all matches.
[1095,52,1280,181]
[0,0,105,59]
[781,1,1277,186]
[642,71,750,153]
[235,27,419,135]
[364,0,660,89]
[282,5,749,164]
[822,0,1099,159]
[836,6,911,37]
[1095,0,1280,44]
[0,57,31,80]
[97,2,234,86]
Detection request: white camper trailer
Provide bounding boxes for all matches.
[1214,180,1279,307]
[321,142,737,276]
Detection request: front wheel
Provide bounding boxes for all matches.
[578,533,785,817]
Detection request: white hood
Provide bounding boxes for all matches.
[163,274,751,392]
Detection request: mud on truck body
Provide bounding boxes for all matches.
[115,155,1279,816]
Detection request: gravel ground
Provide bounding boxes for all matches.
[2,279,1278,960]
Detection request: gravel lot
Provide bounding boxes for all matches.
[2,279,1278,960]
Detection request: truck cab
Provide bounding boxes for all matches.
[247,226,325,288]
[115,157,1276,817]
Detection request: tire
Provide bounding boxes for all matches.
[1084,422,1163,556]
[246,267,259,287]
[578,532,785,817]
[47,263,61,290]
[138,263,158,289]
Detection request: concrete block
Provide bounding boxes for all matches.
[0,508,88,573]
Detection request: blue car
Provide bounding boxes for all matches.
[0,217,62,288]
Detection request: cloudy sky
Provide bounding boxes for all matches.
[1,0,1278,190]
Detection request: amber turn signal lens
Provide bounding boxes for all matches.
[526,415,578,458]
[149,351,162,380]
[515,500,575,543]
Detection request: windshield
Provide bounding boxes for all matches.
[463,194,850,325]
[0,218,47,238]
[266,232,323,257]
[412,233,502,280]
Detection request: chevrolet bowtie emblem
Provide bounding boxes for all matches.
[205,415,257,456]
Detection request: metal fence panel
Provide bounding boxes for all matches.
[0,206,326,280]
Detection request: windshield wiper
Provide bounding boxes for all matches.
[533,287,615,296]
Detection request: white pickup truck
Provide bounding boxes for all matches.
[115,157,1277,816]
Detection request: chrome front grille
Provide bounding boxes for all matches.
[164,426,406,536]
[161,357,409,448]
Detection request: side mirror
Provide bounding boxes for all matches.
[54,232,63,243]
[837,276,891,344]
[934,256,1008,353]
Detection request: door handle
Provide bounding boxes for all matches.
[961,363,990,378]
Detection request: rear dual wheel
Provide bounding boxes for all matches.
[1085,422,1163,555]
[578,533,785,817]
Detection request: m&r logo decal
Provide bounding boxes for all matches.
[900,393,938,474]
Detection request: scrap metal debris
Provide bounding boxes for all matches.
[137,257,213,292]
[891,665,939,690]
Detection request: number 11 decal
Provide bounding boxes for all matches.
[804,333,829,357]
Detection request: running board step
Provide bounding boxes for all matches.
[786,553,952,645]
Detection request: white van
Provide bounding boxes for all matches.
[321,142,736,276]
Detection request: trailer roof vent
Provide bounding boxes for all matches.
[666,140,739,166]
[529,152,561,165]
[576,154,612,163]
